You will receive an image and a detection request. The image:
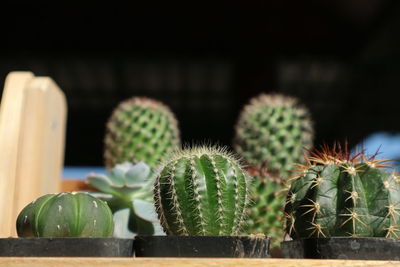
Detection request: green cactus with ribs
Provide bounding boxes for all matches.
[104,97,180,169]
[16,192,113,237]
[154,146,251,236]
[285,144,399,238]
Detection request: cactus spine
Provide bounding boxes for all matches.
[104,97,180,169]
[285,145,399,238]
[154,146,250,236]
[17,192,113,237]
[234,93,313,178]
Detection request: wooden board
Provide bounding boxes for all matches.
[0,72,34,237]
[13,77,67,232]
[0,72,67,237]
[62,180,97,192]
[0,257,395,267]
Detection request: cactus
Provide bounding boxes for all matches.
[154,146,251,236]
[16,192,113,237]
[233,93,313,178]
[104,97,180,169]
[244,167,286,247]
[284,144,399,238]
[87,162,161,236]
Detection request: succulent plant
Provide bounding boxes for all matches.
[244,167,286,247]
[154,146,251,236]
[16,192,113,237]
[104,97,180,169]
[87,162,162,236]
[284,144,399,238]
[233,93,313,179]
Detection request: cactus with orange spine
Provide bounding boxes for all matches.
[284,144,399,238]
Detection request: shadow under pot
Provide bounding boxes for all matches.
[134,235,270,258]
[0,238,133,257]
[281,237,400,260]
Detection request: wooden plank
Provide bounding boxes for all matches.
[61,180,97,192]
[0,257,395,267]
[0,72,34,237]
[12,77,67,235]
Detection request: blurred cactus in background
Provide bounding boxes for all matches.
[104,97,180,169]
[234,93,313,178]
[234,93,313,247]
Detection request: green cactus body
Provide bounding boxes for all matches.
[16,192,113,237]
[104,97,180,169]
[244,168,285,247]
[154,146,250,236]
[234,93,313,178]
[285,146,399,238]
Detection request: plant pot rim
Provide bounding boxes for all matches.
[281,237,400,260]
[134,235,270,258]
[0,237,134,257]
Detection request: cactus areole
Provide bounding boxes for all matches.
[154,146,250,236]
[17,192,114,238]
[285,144,399,239]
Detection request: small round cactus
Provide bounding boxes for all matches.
[16,192,113,238]
[234,93,313,178]
[285,144,399,238]
[104,97,180,169]
[154,146,251,236]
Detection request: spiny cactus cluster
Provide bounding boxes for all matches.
[154,146,251,236]
[234,93,313,178]
[17,192,113,237]
[104,97,180,169]
[87,162,161,236]
[285,144,399,238]
[244,167,286,247]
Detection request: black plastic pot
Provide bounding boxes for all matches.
[281,237,400,260]
[134,236,270,258]
[0,238,133,257]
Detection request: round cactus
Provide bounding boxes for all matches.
[17,192,113,238]
[154,146,251,236]
[244,167,286,247]
[233,93,313,178]
[285,144,399,238]
[104,97,180,169]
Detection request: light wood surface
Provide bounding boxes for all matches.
[0,72,34,237]
[0,257,397,267]
[61,180,97,192]
[0,73,67,237]
[13,77,66,229]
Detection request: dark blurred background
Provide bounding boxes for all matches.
[1,1,399,166]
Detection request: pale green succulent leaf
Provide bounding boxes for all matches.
[132,199,158,222]
[125,161,151,185]
[86,174,117,195]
